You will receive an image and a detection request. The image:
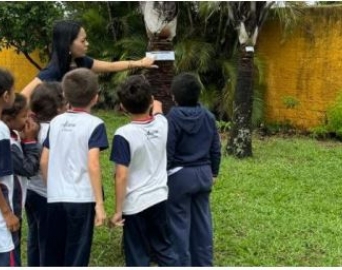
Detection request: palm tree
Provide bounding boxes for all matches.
[140,1,178,113]
[199,1,304,158]
[223,2,275,158]
[226,1,307,158]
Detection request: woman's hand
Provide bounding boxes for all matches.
[139,56,158,69]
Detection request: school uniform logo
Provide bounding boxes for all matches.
[61,121,76,132]
[145,129,159,139]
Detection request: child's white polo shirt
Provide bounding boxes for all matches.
[44,111,108,203]
[110,114,168,215]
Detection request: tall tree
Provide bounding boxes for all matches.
[0,2,64,70]
[226,1,306,158]
[199,1,304,158]
[140,2,178,113]
[225,2,275,158]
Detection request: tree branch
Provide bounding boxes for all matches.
[22,51,42,70]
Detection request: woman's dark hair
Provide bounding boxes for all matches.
[2,93,27,118]
[30,82,64,122]
[0,68,14,96]
[50,20,82,77]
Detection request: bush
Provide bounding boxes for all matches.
[310,125,330,140]
[327,92,342,133]
[216,120,231,133]
[311,91,342,140]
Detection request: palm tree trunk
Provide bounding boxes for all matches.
[145,41,175,114]
[140,1,178,114]
[227,46,254,158]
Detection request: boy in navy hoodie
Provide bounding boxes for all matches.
[166,73,221,266]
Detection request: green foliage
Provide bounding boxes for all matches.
[264,121,295,134]
[62,2,145,61]
[200,84,220,112]
[173,2,238,120]
[311,91,342,140]
[252,84,265,127]
[252,55,267,127]
[219,60,237,120]
[0,2,64,69]
[174,40,216,74]
[310,125,330,140]
[326,92,342,132]
[216,120,232,133]
[316,1,342,6]
[282,96,300,109]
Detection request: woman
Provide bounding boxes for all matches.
[22,20,156,98]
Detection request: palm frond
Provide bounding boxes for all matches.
[114,35,147,59]
[270,1,306,41]
[198,1,221,21]
[174,40,216,73]
[254,54,266,85]
[219,60,238,119]
[252,86,265,128]
[200,84,220,112]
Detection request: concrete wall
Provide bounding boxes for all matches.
[0,47,43,91]
[258,6,342,129]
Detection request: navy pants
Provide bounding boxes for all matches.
[167,165,213,266]
[44,202,95,266]
[0,252,15,266]
[123,201,179,266]
[25,190,48,266]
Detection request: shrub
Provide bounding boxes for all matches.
[311,91,342,140]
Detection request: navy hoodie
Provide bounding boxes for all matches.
[166,104,221,176]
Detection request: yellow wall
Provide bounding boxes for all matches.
[258,6,342,129]
[0,48,43,91]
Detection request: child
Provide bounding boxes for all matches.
[0,68,20,266]
[40,68,108,266]
[166,73,221,266]
[2,93,40,266]
[25,82,66,266]
[110,75,178,266]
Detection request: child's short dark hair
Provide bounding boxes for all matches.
[0,68,14,96]
[62,68,98,108]
[171,73,201,106]
[2,93,27,118]
[117,75,152,114]
[30,82,64,122]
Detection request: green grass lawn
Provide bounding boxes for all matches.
[21,111,342,266]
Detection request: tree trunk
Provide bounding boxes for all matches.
[145,41,175,114]
[140,1,178,114]
[226,46,254,158]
